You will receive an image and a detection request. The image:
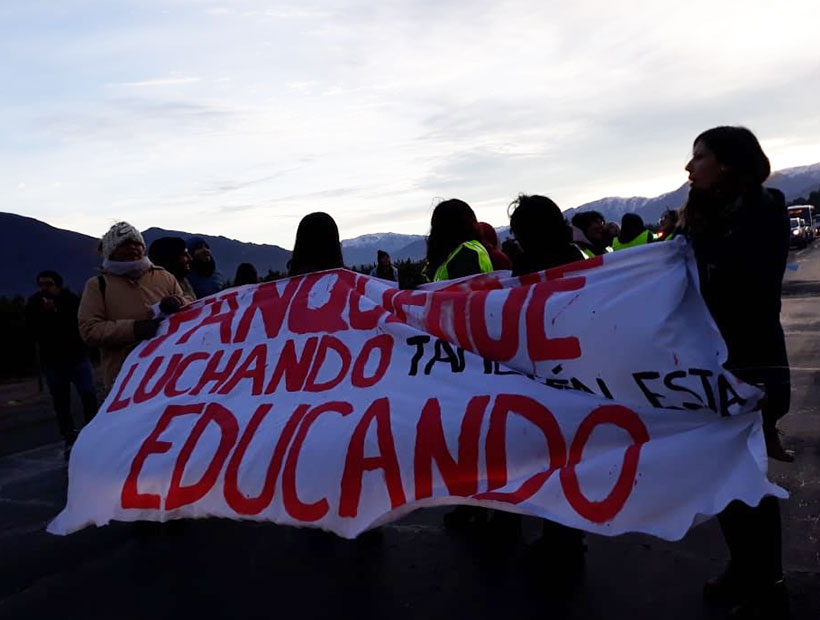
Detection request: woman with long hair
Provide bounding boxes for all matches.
[425,199,492,530]
[288,212,345,277]
[425,199,492,282]
[683,126,790,618]
[502,193,588,567]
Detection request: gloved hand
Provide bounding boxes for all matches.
[134,318,162,341]
[159,295,185,315]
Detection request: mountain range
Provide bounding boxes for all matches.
[2,161,819,297]
[562,162,820,224]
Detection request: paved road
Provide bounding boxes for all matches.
[1,244,818,619]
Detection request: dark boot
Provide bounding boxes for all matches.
[764,425,794,462]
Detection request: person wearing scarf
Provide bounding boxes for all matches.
[78,222,185,393]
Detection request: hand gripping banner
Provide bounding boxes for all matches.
[49,238,786,539]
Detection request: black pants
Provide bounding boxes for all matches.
[43,358,98,442]
[717,496,782,586]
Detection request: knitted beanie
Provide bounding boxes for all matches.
[100,222,145,260]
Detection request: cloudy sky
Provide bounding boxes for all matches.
[3,0,820,248]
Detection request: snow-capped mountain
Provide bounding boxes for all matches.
[564,185,690,226]
[768,163,820,200]
[564,162,820,225]
[338,161,820,265]
[4,162,819,296]
[342,232,424,266]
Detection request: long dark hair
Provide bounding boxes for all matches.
[288,212,344,277]
[425,199,480,275]
[509,194,568,252]
[683,126,770,236]
[508,194,580,273]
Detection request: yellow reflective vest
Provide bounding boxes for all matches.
[433,240,493,282]
[573,244,612,258]
[612,229,652,251]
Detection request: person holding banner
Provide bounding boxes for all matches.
[287,212,345,277]
[425,199,493,282]
[505,194,588,567]
[78,222,186,393]
[425,199,493,529]
[683,126,790,619]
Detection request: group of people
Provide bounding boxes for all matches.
[284,198,678,286]
[25,125,792,618]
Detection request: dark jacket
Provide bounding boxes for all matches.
[689,187,790,418]
[25,289,87,365]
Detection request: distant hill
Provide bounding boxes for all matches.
[0,213,100,298]
[564,184,690,225]
[3,161,819,296]
[0,216,292,298]
[566,163,820,224]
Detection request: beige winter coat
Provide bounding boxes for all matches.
[78,267,183,392]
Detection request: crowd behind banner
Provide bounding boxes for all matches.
[25,126,792,619]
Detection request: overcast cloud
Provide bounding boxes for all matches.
[2,0,820,247]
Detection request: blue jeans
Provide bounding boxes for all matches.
[42,357,98,442]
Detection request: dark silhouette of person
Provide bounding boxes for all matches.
[288,212,345,277]
[425,199,492,282]
[502,194,588,566]
[509,194,585,275]
[25,270,97,454]
[233,262,259,286]
[369,250,399,282]
[148,236,196,301]
[683,126,789,618]
[612,213,653,250]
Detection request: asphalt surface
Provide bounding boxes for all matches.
[1,244,819,620]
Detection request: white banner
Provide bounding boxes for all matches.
[49,238,786,540]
